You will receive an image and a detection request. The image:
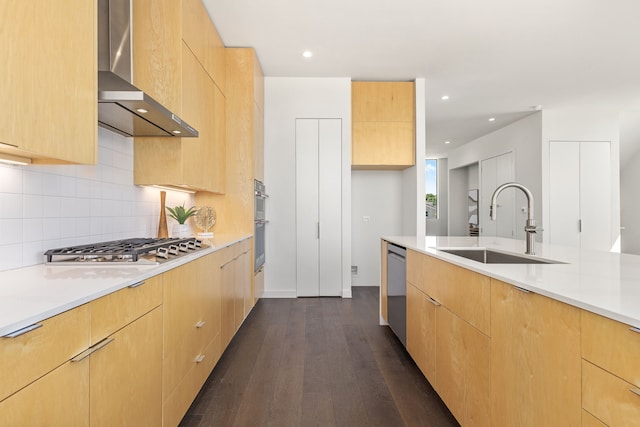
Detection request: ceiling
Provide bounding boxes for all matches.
[202,0,640,157]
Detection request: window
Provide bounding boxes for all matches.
[425,159,437,219]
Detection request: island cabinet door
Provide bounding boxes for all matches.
[406,282,437,383]
[490,279,582,426]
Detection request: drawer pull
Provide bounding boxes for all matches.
[427,297,441,307]
[195,354,205,363]
[195,320,206,329]
[128,280,145,289]
[631,387,640,398]
[3,323,43,338]
[514,286,533,294]
[71,338,115,362]
[630,327,640,334]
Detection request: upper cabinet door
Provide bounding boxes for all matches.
[351,81,415,170]
[0,0,97,164]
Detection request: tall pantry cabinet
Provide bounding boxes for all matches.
[295,119,343,297]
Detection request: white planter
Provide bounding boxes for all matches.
[171,224,192,238]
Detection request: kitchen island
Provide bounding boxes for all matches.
[381,235,640,427]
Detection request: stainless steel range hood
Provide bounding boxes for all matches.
[97,0,198,138]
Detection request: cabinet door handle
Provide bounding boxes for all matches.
[514,286,533,294]
[3,323,43,338]
[195,320,206,329]
[128,280,145,289]
[630,387,640,398]
[195,354,205,363]
[630,327,640,334]
[71,338,115,362]
[427,297,441,307]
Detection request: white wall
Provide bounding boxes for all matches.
[351,171,403,286]
[0,127,193,272]
[448,113,543,240]
[263,77,352,298]
[541,109,620,249]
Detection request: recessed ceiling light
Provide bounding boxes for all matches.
[441,95,449,100]
[136,108,148,114]
[302,50,313,58]
[488,117,496,122]
[444,141,451,144]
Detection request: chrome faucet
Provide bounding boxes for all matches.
[490,182,540,255]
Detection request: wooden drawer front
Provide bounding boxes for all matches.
[90,307,162,427]
[90,274,163,344]
[424,255,490,335]
[0,358,89,426]
[406,283,436,382]
[162,334,221,427]
[436,306,491,427]
[406,249,424,290]
[0,305,89,402]
[163,261,212,397]
[582,310,640,387]
[582,410,607,427]
[582,360,640,427]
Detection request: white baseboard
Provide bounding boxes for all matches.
[260,290,297,298]
[342,288,352,298]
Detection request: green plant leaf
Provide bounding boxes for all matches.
[166,204,198,224]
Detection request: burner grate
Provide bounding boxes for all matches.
[45,237,200,263]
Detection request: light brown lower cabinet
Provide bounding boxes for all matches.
[89,307,163,427]
[490,279,582,427]
[436,306,490,426]
[0,358,89,426]
[406,282,436,381]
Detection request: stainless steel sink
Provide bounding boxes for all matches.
[438,249,562,264]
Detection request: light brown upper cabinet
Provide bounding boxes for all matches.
[351,81,415,170]
[132,0,226,193]
[0,0,97,164]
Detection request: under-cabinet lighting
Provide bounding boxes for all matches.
[136,108,148,114]
[0,153,32,166]
[172,130,181,135]
[147,185,196,194]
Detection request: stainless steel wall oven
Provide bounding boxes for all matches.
[254,180,267,272]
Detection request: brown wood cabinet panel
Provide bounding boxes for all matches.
[90,274,162,345]
[351,122,415,169]
[89,307,162,427]
[582,410,607,427]
[133,0,182,114]
[351,81,415,170]
[406,249,425,291]
[0,359,89,426]
[491,279,581,427]
[436,306,490,427]
[423,255,490,335]
[0,0,96,164]
[582,309,640,387]
[406,283,437,382]
[0,305,89,402]
[582,360,640,427]
[352,82,415,122]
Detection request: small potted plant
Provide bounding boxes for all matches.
[166,204,198,237]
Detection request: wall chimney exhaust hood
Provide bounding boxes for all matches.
[97,0,198,138]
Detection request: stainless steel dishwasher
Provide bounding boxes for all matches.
[387,243,407,346]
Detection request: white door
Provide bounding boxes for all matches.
[480,152,515,238]
[549,141,611,250]
[295,119,342,297]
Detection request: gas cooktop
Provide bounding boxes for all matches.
[44,237,207,265]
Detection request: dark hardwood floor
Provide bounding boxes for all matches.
[180,287,459,427]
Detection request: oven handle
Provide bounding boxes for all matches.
[254,219,268,224]
[254,191,269,198]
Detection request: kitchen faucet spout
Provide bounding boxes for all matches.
[490,182,540,255]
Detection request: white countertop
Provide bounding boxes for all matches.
[0,234,252,337]
[383,235,640,329]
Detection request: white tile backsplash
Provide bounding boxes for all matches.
[0,129,194,271]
